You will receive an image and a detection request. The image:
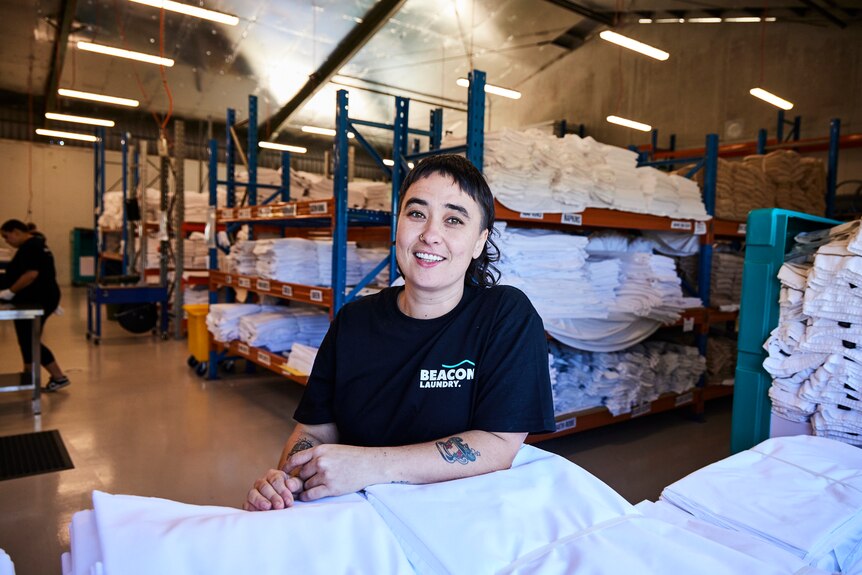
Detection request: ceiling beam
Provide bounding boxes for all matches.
[542,0,615,27]
[257,0,407,139]
[43,0,78,118]
[797,0,847,27]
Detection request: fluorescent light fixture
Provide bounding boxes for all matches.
[606,115,652,132]
[749,88,793,110]
[259,142,307,154]
[638,18,653,23]
[45,112,115,127]
[599,30,669,61]
[654,18,683,23]
[128,0,239,25]
[58,88,139,107]
[455,78,522,100]
[77,41,174,67]
[688,17,722,23]
[725,17,762,22]
[301,126,355,138]
[35,128,98,142]
[382,159,395,166]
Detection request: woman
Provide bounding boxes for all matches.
[244,155,554,511]
[0,219,70,391]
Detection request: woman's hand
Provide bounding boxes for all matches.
[243,469,304,511]
[285,444,380,502]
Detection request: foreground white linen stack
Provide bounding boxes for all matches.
[237,306,329,352]
[660,435,862,574]
[205,303,271,342]
[0,550,14,575]
[764,220,862,444]
[549,340,705,416]
[480,128,710,220]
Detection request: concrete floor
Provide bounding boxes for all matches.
[0,287,734,574]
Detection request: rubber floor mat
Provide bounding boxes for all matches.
[0,430,73,481]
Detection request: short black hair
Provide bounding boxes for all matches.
[398,154,500,287]
[0,219,28,233]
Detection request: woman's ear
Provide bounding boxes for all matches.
[472,229,490,259]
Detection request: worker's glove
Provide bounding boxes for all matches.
[0,289,14,301]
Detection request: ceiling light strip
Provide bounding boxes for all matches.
[302,126,355,139]
[599,30,669,61]
[606,115,652,132]
[57,89,139,107]
[259,142,307,154]
[750,88,794,110]
[128,0,239,25]
[35,128,99,142]
[455,78,521,100]
[77,41,175,67]
[45,112,115,127]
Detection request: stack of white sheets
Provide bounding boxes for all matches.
[364,182,393,212]
[97,191,125,229]
[707,335,737,386]
[205,303,273,342]
[660,435,862,574]
[184,189,227,222]
[237,306,330,352]
[480,128,710,220]
[225,240,257,276]
[253,238,321,284]
[711,250,745,308]
[285,342,319,375]
[182,231,208,269]
[764,220,862,444]
[549,340,705,416]
[182,286,209,305]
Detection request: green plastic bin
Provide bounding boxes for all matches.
[70,227,96,285]
[731,208,841,454]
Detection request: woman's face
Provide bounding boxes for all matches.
[1,230,26,248]
[396,172,489,295]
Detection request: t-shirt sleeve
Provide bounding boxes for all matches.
[293,314,339,425]
[471,288,556,434]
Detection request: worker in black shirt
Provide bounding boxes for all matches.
[244,155,554,511]
[0,219,70,392]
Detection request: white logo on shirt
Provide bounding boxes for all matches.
[419,359,475,389]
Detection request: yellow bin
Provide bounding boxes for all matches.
[183,304,210,364]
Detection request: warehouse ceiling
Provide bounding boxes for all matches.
[0,0,858,148]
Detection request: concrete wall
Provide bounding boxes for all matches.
[0,138,209,286]
[492,22,861,149]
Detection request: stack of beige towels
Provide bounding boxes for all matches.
[685,150,826,221]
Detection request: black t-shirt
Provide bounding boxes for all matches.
[0,236,61,307]
[294,284,555,447]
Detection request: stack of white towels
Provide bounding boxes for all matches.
[659,434,862,574]
[237,306,329,352]
[549,340,705,417]
[97,190,125,229]
[225,240,258,276]
[763,219,862,445]
[285,342,319,375]
[183,231,209,270]
[471,128,709,220]
[206,303,272,343]
[710,250,745,309]
[496,224,702,352]
[184,189,227,222]
[707,335,737,386]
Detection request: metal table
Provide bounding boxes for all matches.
[0,304,44,415]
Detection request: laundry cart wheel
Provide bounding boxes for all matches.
[187,356,199,368]
[195,362,208,377]
[221,360,235,373]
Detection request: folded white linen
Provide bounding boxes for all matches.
[364,444,635,575]
[0,550,14,575]
[88,491,414,575]
[660,435,862,573]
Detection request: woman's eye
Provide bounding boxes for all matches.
[446,217,463,225]
[408,210,425,219]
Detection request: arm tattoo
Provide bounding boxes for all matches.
[436,437,480,465]
[288,437,314,457]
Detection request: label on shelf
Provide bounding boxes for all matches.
[238,343,249,355]
[224,274,233,285]
[737,223,747,235]
[281,285,294,297]
[257,351,271,366]
[258,206,272,218]
[675,391,694,407]
[555,417,577,432]
[281,204,297,217]
[694,221,707,235]
[309,289,324,302]
[220,208,235,220]
[237,208,252,219]
[238,277,251,288]
[256,279,271,291]
[671,220,693,231]
[310,202,328,215]
[519,212,544,220]
[683,317,695,332]
[631,403,651,418]
[561,213,583,226]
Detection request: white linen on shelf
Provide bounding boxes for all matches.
[285,342,318,375]
[205,303,273,343]
[237,306,329,352]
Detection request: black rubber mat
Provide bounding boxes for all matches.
[0,430,74,481]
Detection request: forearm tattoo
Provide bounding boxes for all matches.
[436,436,480,465]
[288,437,314,457]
